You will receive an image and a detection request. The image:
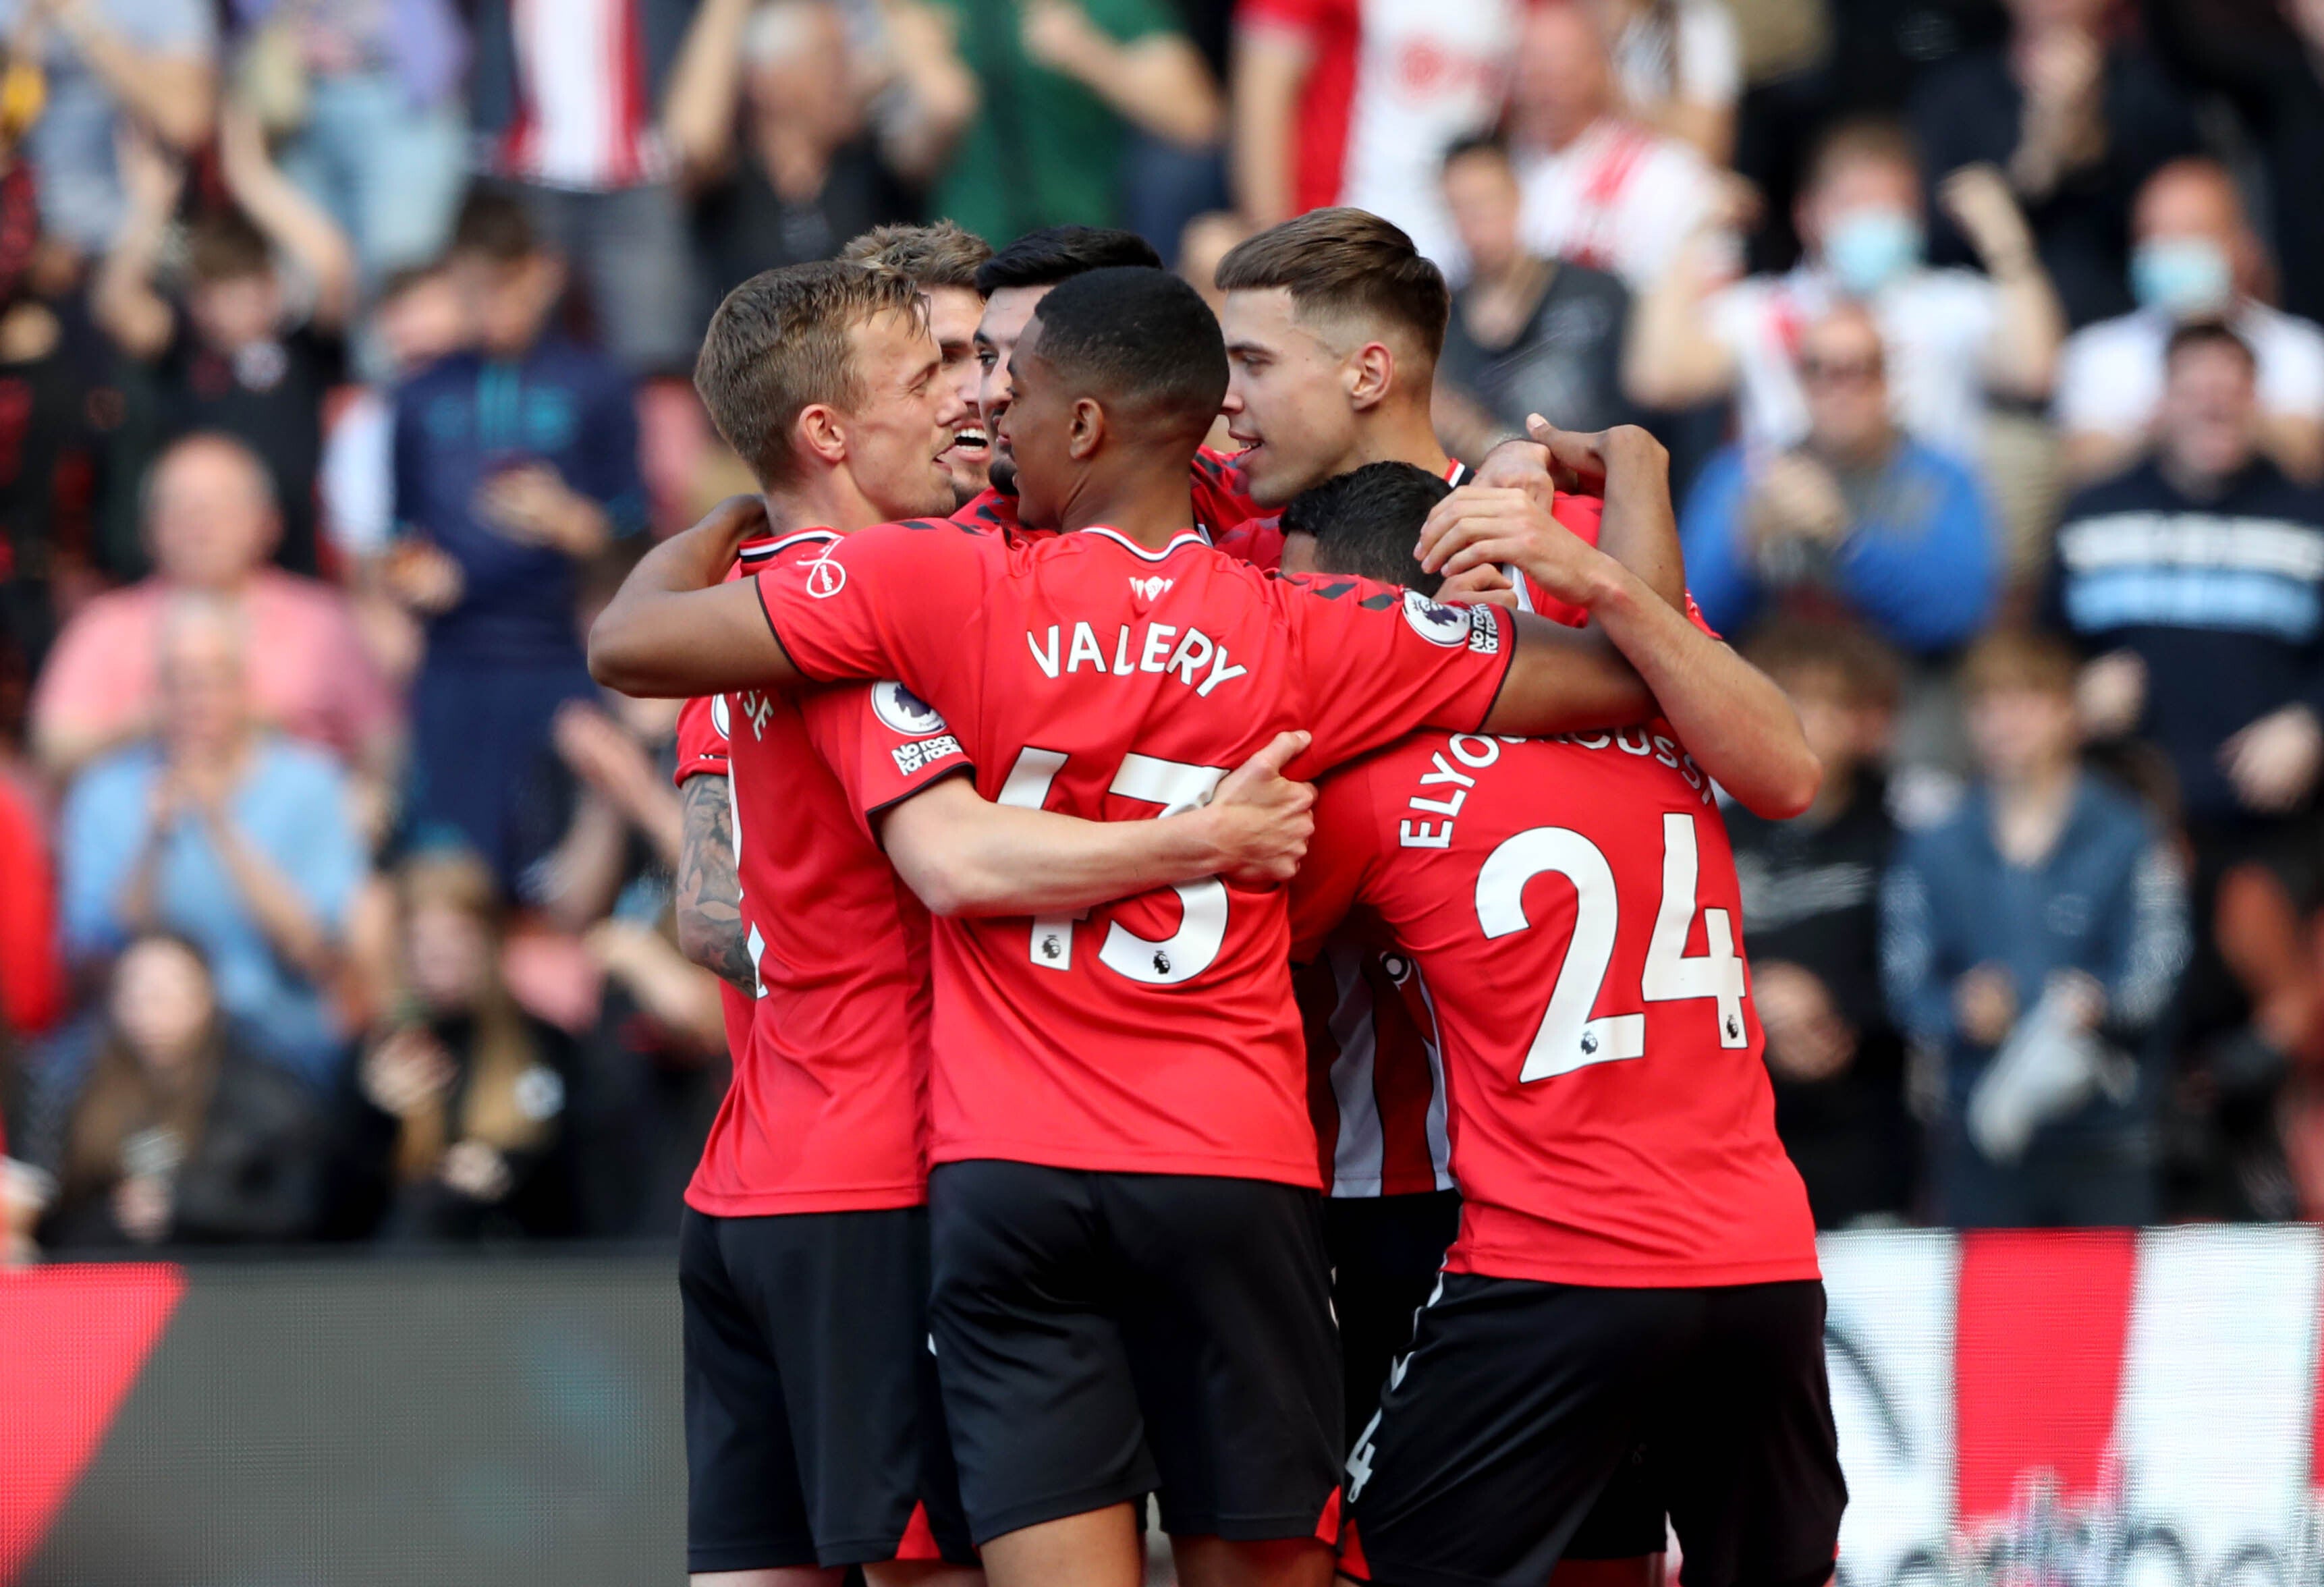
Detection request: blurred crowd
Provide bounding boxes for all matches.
[2,0,2323,1258]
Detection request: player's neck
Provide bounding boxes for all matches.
[1059,462,1200,551]
[763,474,885,539]
[1350,401,1454,480]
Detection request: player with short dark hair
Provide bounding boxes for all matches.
[1278,462,1454,596]
[590,264,1818,1587]
[1283,447,1844,1587]
[660,259,1319,1587]
[956,225,1259,540]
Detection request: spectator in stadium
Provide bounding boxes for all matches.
[1729,621,1917,1228]
[343,852,580,1242]
[513,695,683,935]
[1229,0,1514,267]
[932,0,1220,244]
[38,932,323,1250]
[31,433,402,792]
[467,0,696,374]
[1906,0,2198,331]
[2049,320,2324,1221]
[319,259,468,576]
[1629,118,2063,464]
[1883,630,2189,1229]
[1593,0,1742,166]
[1503,0,1717,291]
[2054,159,2324,485]
[57,594,370,1088]
[3,0,218,258]
[92,113,355,576]
[1678,302,1999,655]
[229,0,471,282]
[388,192,646,885]
[663,0,972,311]
[1433,132,1632,461]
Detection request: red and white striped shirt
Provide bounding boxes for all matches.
[495,0,663,191]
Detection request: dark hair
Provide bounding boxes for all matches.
[974,226,1163,295]
[2165,316,2257,372]
[694,260,927,489]
[840,221,993,290]
[1804,116,1921,194]
[1280,462,1451,596]
[1442,130,1511,171]
[186,209,271,282]
[1025,267,1227,444]
[449,188,542,264]
[1960,627,2081,700]
[1214,207,1451,363]
[376,259,447,304]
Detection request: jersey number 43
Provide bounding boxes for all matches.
[1477,811,1748,1082]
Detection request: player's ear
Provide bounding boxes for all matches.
[1067,395,1106,462]
[794,403,850,470]
[1346,341,1395,412]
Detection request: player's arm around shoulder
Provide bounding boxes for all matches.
[877,731,1319,918]
[588,495,802,697]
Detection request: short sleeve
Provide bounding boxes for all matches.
[1287,767,1379,962]
[1278,576,1514,771]
[754,520,992,696]
[674,696,729,787]
[800,681,976,843]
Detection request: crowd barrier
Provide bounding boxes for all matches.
[5,1228,2321,1586]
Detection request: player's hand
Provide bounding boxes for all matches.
[1417,486,1613,611]
[1954,964,2019,1048]
[1753,962,1856,1083]
[2222,704,2324,814]
[1204,729,1316,887]
[2075,648,2145,740]
[1436,562,1521,609]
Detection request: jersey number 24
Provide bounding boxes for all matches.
[1477,811,1748,1082]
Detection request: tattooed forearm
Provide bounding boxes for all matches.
[676,774,756,993]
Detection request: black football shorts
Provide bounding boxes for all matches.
[926,1159,1344,1544]
[1325,1189,1462,1454]
[680,1206,975,1574]
[1341,1275,1844,1587]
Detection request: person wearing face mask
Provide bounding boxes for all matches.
[1627,117,2064,464]
[2054,159,2324,486]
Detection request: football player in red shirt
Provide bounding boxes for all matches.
[955,226,1263,542]
[590,266,1815,1587]
[661,262,1323,1587]
[1283,457,1844,1587]
[840,222,998,508]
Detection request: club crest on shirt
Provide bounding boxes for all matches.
[870,679,949,737]
[1402,588,1475,647]
[802,551,847,598]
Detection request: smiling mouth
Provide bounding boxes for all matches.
[947,426,990,457]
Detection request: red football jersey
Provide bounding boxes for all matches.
[756,520,1514,1187]
[1291,728,1819,1287]
[951,447,1261,545]
[686,528,976,1217]
[1296,937,1451,1197]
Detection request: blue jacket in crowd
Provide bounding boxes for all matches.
[2045,455,2324,827]
[1681,438,1999,654]
[391,337,648,669]
[1881,775,2188,1149]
